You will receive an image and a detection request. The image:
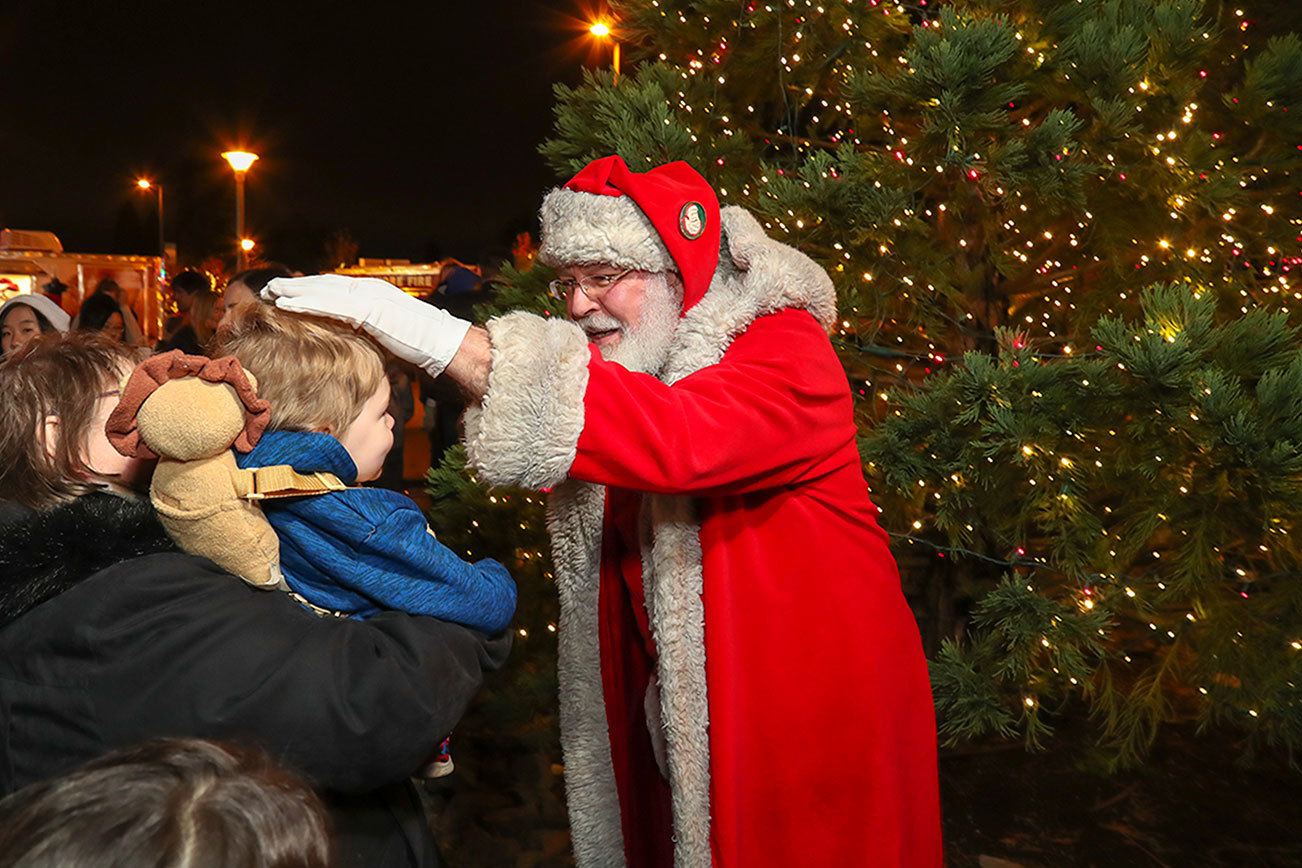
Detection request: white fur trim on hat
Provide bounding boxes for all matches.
[0,294,72,333]
[538,188,676,272]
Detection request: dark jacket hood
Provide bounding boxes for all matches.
[0,494,177,629]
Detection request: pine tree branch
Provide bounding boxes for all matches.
[742,124,841,152]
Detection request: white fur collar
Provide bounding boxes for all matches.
[663,206,837,384]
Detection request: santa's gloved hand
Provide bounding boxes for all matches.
[262,274,472,377]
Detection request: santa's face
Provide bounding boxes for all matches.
[562,264,651,348]
[562,263,683,375]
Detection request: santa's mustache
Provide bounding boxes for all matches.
[577,313,625,336]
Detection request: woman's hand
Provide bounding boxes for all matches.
[262,275,472,377]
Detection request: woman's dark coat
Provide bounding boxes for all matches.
[0,494,510,866]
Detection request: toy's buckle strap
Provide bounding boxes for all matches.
[234,466,348,500]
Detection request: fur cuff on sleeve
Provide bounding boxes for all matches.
[464,312,590,489]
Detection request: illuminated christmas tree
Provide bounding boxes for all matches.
[430,0,1301,766]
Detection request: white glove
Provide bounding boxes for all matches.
[262,274,472,377]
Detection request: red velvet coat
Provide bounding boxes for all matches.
[467,207,941,867]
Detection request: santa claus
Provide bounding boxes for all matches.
[266,155,942,867]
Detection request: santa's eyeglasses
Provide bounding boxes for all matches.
[548,269,634,301]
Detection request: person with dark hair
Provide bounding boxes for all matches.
[379,359,416,490]
[0,296,69,360]
[74,291,126,343]
[83,277,148,348]
[160,269,214,344]
[158,290,219,355]
[168,269,213,306]
[0,331,146,517]
[418,265,487,467]
[222,263,294,326]
[0,738,330,868]
[0,331,511,867]
[92,276,122,300]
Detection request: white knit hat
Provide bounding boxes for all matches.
[0,294,72,333]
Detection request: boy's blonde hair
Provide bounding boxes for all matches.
[214,303,384,436]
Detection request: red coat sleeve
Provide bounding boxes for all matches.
[568,309,854,496]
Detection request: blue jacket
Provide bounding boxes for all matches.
[236,430,516,632]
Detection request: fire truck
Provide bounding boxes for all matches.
[332,258,480,297]
[0,229,166,341]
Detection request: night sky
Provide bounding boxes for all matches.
[2,1,611,269]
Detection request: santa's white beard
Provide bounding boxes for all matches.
[579,273,681,376]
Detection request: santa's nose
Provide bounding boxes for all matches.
[567,287,601,319]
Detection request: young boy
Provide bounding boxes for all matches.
[216,304,516,775]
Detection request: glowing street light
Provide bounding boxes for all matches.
[221,150,259,173]
[240,238,256,253]
[221,150,259,267]
[134,177,165,258]
[589,20,620,81]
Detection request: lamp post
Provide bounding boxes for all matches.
[221,150,259,268]
[589,20,620,82]
[135,178,165,259]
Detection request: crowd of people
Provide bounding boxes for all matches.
[1,267,260,362]
[0,153,943,868]
[0,264,512,867]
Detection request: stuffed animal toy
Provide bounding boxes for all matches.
[106,351,285,588]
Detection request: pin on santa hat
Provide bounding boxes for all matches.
[538,155,722,313]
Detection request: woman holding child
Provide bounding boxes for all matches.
[0,330,512,867]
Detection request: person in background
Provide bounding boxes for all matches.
[0,330,510,867]
[0,296,69,361]
[75,292,127,344]
[80,278,147,349]
[158,290,218,356]
[222,264,294,326]
[0,738,330,868]
[419,264,485,468]
[379,359,415,490]
[159,270,213,344]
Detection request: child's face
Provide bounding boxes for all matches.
[338,379,395,483]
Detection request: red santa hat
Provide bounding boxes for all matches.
[538,156,722,313]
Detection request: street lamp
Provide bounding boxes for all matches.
[589,20,620,81]
[221,150,259,268]
[240,238,256,254]
[135,178,165,259]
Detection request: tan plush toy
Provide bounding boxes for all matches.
[106,351,285,589]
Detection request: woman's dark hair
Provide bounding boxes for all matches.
[76,292,122,334]
[0,738,330,868]
[188,290,219,347]
[92,277,122,299]
[0,331,134,510]
[170,269,214,297]
[226,264,293,296]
